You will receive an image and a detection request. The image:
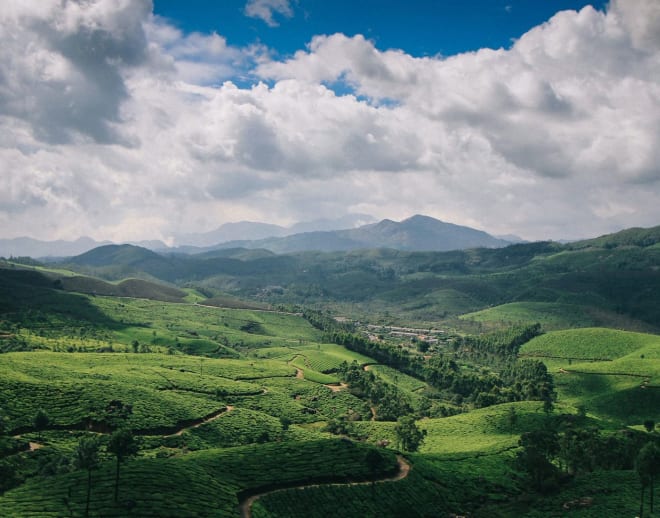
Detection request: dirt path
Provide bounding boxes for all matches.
[295,368,304,379]
[164,405,234,438]
[324,382,347,392]
[10,436,44,452]
[239,454,411,518]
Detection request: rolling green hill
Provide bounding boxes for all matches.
[47,224,660,329]
[520,328,660,425]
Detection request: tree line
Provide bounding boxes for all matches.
[304,310,555,411]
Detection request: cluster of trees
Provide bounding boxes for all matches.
[517,419,660,515]
[72,427,138,516]
[324,324,555,410]
[337,362,412,421]
[453,324,542,364]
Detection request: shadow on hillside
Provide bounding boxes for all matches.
[0,267,125,329]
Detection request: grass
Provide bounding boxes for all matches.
[0,352,294,432]
[366,364,427,392]
[520,328,660,361]
[461,302,657,333]
[296,343,376,371]
[520,329,660,426]
[1,264,658,518]
[0,440,398,517]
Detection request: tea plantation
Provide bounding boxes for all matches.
[1,265,658,517]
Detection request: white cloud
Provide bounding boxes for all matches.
[244,0,294,27]
[0,0,658,243]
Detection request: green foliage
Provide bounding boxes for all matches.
[73,436,101,517]
[338,361,412,421]
[516,428,560,493]
[2,252,659,517]
[395,416,426,452]
[107,428,138,502]
[33,408,50,440]
[521,327,660,361]
[636,442,660,515]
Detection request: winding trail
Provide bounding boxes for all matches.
[163,405,235,438]
[238,454,411,518]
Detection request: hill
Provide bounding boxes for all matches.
[52,224,660,329]
[570,225,660,250]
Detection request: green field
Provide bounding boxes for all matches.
[461,302,658,333]
[1,263,659,517]
[518,328,660,426]
[520,327,660,361]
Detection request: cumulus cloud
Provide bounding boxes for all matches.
[0,0,658,243]
[0,0,155,145]
[244,0,294,27]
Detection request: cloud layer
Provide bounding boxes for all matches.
[0,0,658,242]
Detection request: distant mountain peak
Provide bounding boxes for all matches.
[202,215,512,253]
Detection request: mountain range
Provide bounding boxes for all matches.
[172,213,377,247]
[24,222,660,330]
[207,215,512,254]
[0,215,515,258]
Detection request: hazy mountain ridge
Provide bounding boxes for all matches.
[211,215,511,253]
[2,215,510,257]
[172,213,377,247]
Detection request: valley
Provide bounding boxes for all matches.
[0,224,659,517]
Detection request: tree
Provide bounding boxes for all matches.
[106,429,138,502]
[74,436,100,518]
[395,415,426,452]
[33,409,50,441]
[643,420,655,433]
[517,429,560,493]
[365,449,387,498]
[279,416,292,432]
[104,400,133,430]
[506,406,518,435]
[636,442,660,517]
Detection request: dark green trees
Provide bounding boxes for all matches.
[395,415,426,452]
[636,442,660,517]
[74,436,100,517]
[106,429,138,503]
[33,409,50,441]
[506,406,518,435]
[516,429,560,493]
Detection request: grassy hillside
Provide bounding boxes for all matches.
[1,262,658,517]
[520,328,660,425]
[461,302,658,332]
[46,225,660,329]
[520,328,660,361]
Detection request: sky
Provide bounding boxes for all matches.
[1,0,659,244]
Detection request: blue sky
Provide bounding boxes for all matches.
[153,0,608,58]
[0,0,658,244]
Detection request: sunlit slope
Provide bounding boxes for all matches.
[521,328,660,425]
[461,302,656,332]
